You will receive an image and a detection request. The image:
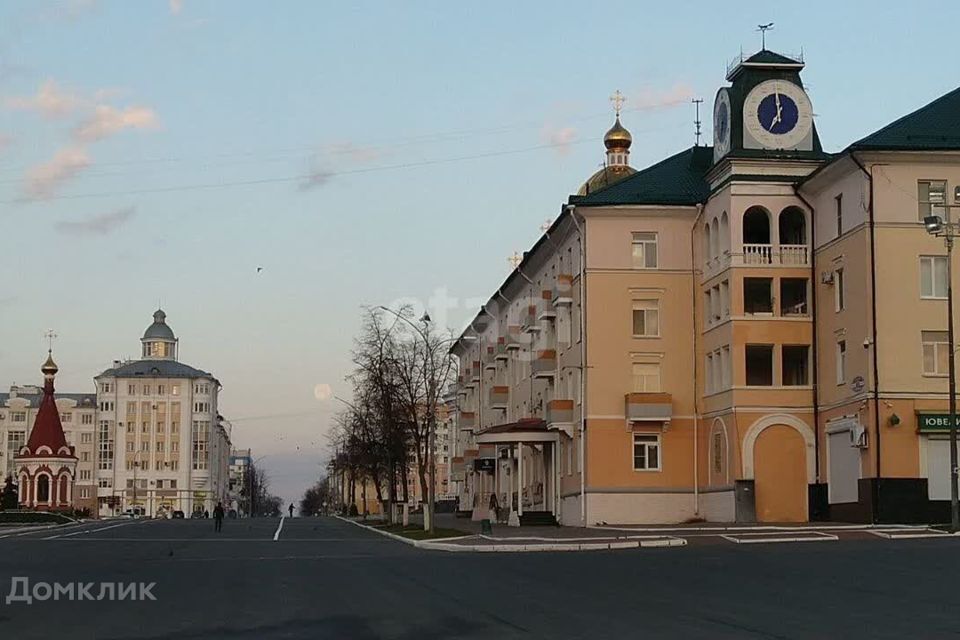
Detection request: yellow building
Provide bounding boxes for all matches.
[450,47,960,525]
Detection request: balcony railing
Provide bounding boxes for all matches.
[538,290,556,321]
[470,361,481,382]
[459,412,476,431]
[488,386,509,409]
[743,244,773,265]
[546,399,573,425]
[625,392,673,423]
[483,346,497,370]
[523,305,541,333]
[505,325,522,350]
[495,338,509,360]
[553,274,573,306]
[780,244,809,266]
[532,350,557,379]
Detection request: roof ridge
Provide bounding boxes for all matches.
[849,85,960,149]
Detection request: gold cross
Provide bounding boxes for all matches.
[610,90,625,117]
[508,252,523,269]
[44,329,57,353]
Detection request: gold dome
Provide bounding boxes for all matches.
[603,116,632,149]
[577,165,637,196]
[41,352,58,377]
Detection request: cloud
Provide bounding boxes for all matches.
[24,146,91,199]
[541,125,577,156]
[6,79,83,118]
[298,169,333,191]
[169,0,183,15]
[627,83,695,111]
[55,206,136,236]
[73,104,158,142]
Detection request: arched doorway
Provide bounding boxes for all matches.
[36,474,50,504]
[754,425,807,522]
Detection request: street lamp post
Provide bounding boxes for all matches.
[924,194,960,531]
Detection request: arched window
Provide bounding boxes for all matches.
[59,474,69,503]
[710,218,720,259]
[779,206,806,245]
[37,474,50,503]
[742,207,772,264]
[720,212,729,255]
[704,222,713,261]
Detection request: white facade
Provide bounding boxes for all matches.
[93,310,231,517]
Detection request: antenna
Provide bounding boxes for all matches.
[692,98,704,146]
[757,23,774,50]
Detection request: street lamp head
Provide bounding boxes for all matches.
[420,311,432,324]
[924,215,944,235]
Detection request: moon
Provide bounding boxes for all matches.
[313,383,332,401]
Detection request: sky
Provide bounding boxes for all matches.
[2,0,959,502]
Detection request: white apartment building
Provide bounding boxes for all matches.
[1,385,98,513]
[93,309,231,517]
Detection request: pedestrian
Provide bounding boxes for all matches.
[288,503,294,518]
[489,492,499,523]
[213,502,225,533]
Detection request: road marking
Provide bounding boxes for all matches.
[720,531,837,544]
[868,528,960,539]
[43,520,138,540]
[273,516,285,541]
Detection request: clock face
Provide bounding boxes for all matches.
[742,80,813,149]
[713,89,731,161]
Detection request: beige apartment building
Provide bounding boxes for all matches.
[450,47,960,525]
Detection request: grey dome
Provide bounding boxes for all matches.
[142,309,176,341]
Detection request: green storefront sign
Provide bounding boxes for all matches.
[917,414,960,432]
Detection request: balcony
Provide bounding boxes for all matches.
[546,399,573,425]
[459,412,476,431]
[532,349,557,379]
[483,346,497,371]
[780,244,809,266]
[553,274,574,306]
[523,305,541,333]
[470,361,481,382]
[625,392,673,423]
[505,325,522,350]
[488,386,509,409]
[495,337,509,361]
[538,290,556,321]
[743,243,773,265]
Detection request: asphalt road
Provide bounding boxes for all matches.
[0,516,958,639]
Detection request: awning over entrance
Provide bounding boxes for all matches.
[474,418,558,444]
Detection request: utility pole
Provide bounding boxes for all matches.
[923,194,960,531]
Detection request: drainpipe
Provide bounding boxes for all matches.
[567,204,587,526]
[793,187,821,486]
[851,153,882,523]
[691,203,705,515]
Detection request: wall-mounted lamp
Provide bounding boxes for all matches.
[889,413,901,427]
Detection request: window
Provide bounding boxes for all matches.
[705,353,714,393]
[11,411,26,422]
[143,385,151,396]
[126,423,134,434]
[80,432,93,444]
[81,451,90,462]
[100,383,112,393]
[169,479,177,489]
[782,345,810,386]
[918,180,947,221]
[156,441,164,452]
[745,345,774,386]
[836,341,847,385]
[157,421,165,434]
[720,280,729,318]
[781,278,809,316]
[632,363,661,393]
[79,469,91,481]
[632,300,660,337]
[921,256,948,299]
[835,193,843,236]
[632,434,661,471]
[922,331,949,376]
[60,412,72,423]
[172,421,179,434]
[171,384,180,396]
[97,421,114,470]
[835,268,845,312]
[128,384,136,395]
[98,478,111,488]
[721,346,731,389]
[126,441,135,452]
[744,278,773,314]
[81,414,93,425]
[172,441,179,453]
[712,432,723,475]
[142,421,149,433]
[631,232,658,269]
[140,441,149,452]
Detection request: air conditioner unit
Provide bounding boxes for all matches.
[849,424,867,448]
[821,271,835,285]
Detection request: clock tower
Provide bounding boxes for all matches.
[713,49,822,164]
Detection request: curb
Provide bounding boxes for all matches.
[334,516,686,552]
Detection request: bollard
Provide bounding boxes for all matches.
[480,518,492,535]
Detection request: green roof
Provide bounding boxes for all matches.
[569,146,714,207]
[847,86,960,151]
